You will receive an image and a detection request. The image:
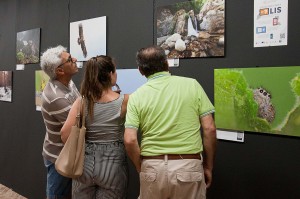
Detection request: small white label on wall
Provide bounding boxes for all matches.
[16,64,25,70]
[36,106,41,111]
[76,62,83,68]
[167,58,179,67]
[217,130,244,142]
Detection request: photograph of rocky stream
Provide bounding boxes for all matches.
[156,0,225,58]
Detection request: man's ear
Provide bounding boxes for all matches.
[138,66,145,76]
[55,67,64,76]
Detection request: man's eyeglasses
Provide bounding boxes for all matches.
[57,55,75,68]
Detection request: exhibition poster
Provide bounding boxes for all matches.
[254,0,288,47]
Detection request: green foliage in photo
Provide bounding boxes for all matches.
[214,67,300,137]
[214,69,271,133]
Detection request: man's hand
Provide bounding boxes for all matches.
[204,167,213,188]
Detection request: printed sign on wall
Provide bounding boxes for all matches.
[254,0,288,47]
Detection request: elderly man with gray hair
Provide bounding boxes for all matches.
[40,45,80,199]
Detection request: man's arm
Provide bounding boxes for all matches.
[124,128,141,172]
[200,114,217,188]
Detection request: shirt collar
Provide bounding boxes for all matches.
[147,71,171,81]
[51,79,71,91]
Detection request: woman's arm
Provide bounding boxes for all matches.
[60,98,81,143]
[120,94,129,118]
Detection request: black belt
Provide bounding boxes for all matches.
[141,154,201,160]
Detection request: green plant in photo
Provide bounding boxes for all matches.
[279,73,300,136]
[214,69,271,133]
[193,0,207,12]
[291,73,300,96]
[16,52,25,64]
[216,67,300,137]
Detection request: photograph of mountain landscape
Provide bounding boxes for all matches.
[16,28,40,64]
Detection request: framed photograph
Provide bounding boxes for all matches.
[70,16,106,61]
[115,69,147,94]
[16,28,41,64]
[214,66,300,137]
[35,70,49,111]
[155,0,225,58]
[0,71,13,102]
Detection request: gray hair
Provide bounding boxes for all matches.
[40,45,67,80]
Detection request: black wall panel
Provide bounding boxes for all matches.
[0,0,299,198]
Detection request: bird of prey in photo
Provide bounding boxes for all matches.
[77,23,87,58]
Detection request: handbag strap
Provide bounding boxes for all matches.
[76,96,86,128]
[80,96,86,128]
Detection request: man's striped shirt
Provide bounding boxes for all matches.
[41,79,79,163]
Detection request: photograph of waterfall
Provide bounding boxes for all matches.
[0,71,12,102]
[156,0,225,59]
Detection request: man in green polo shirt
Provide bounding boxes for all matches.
[124,45,216,199]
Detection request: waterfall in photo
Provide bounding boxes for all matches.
[188,17,198,36]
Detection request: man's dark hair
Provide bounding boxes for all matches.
[136,45,168,77]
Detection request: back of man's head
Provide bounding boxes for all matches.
[136,45,168,77]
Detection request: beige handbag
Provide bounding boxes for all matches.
[55,97,86,178]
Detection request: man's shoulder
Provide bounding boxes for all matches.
[171,75,197,84]
[43,82,63,97]
[129,85,145,98]
[42,81,69,105]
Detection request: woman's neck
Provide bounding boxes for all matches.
[98,89,120,103]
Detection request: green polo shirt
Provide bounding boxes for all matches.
[125,71,214,156]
